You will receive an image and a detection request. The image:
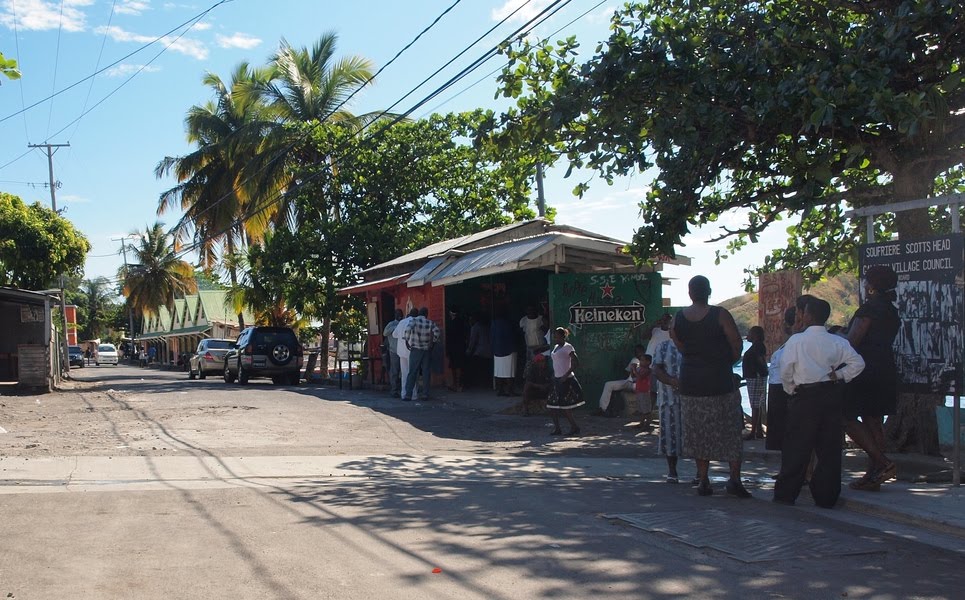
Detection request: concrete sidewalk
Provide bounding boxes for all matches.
[423,385,965,542]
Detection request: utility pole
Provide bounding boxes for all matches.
[29,142,71,378]
[28,142,69,212]
[535,162,546,218]
[114,235,137,360]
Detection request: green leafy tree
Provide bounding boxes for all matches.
[492,0,964,283]
[492,0,964,454]
[119,223,198,319]
[79,277,116,339]
[0,192,90,288]
[1,51,20,81]
[224,229,303,328]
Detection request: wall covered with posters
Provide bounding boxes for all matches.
[549,272,663,410]
[860,233,964,395]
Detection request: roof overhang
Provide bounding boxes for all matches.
[338,273,412,296]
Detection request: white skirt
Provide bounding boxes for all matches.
[493,353,517,378]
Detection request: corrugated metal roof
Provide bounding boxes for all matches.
[359,220,544,274]
[423,235,558,285]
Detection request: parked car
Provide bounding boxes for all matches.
[223,327,302,385]
[189,338,234,380]
[96,343,119,366]
[68,345,84,368]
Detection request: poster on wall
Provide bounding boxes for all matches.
[758,270,802,360]
[549,272,663,409]
[860,233,964,395]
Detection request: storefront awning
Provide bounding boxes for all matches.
[138,324,211,340]
[414,233,656,287]
[338,273,412,296]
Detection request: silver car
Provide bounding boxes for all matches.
[96,343,118,366]
[189,338,234,379]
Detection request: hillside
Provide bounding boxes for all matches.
[720,273,860,334]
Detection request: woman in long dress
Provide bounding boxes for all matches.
[672,276,750,498]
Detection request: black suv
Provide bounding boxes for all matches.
[223,327,303,385]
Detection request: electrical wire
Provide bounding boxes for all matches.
[68,0,119,142]
[45,0,67,139]
[11,0,30,143]
[47,10,213,141]
[0,0,235,126]
[417,0,608,119]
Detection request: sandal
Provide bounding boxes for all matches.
[872,462,897,485]
[549,428,563,436]
[666,475,679,484]
[848,472,881,491]
[696,479,714,496]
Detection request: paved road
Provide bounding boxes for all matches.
[1,366,962,599]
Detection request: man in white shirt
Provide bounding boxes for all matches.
[595,345,645,416]
[773,297,865,509]
[519,305,547,361]
[393,308,418,400]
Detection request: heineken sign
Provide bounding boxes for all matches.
[569,301,645,326]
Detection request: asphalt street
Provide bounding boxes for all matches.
[1,365,962,599]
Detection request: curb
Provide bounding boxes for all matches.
[840,495,965,541]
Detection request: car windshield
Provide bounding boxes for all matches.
[69,346,82,353]
[98,344,115,352]
[206,340,233,350]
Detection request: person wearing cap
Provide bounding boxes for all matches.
[774,297,865,508]
[844,265,901,491]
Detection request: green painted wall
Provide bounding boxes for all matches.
[549,272,663,410]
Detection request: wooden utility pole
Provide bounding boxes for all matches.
[28,142,71,377]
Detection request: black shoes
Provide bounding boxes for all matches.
[726,479,752,499]
[696,479,714,496]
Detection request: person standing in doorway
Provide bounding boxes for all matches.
[547,327,583,436]
[774,297,865,508]
[403,307,440,402]
[465,312,492,389]
[382,309,404,397]
[394,308,418,399]
[491,307,519,397]
[672,275,750,498]
[519,305,547,361]
[446,306,469,392]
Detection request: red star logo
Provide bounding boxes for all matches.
[600,283,615,298]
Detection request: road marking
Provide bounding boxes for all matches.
[0,425,7,434]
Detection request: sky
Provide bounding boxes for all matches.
[0,0,790,306]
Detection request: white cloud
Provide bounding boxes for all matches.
[0,0,94,32]
[491,0,552,23]
[95,24,208,59]
[192,21,211,31]
[114,0,150,16]
[105,63,160,77]
[585,5,617,25]
[215,32,261,50]
[60,193,90,203]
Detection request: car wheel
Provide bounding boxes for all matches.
[268,343,294,366]
[198,369,206,380]
[188,369,196,380]
[238,360,249,385]
[224,362,235,384]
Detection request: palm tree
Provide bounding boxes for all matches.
[119,223,198,319]
[81,277,113,339]
[156,63,274,328]
[224,234,302,328]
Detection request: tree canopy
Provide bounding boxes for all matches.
[490,0,964,283]
[119,223,198,318]
[0,51,19,81]
[0,192,90,289]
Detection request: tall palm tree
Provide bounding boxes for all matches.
[156,63,274,328]
[119,223,198,319]
[81,277,113,339]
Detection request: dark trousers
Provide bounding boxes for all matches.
[765,383,789,451]
[774,383,844,508]
[405,347,431,400]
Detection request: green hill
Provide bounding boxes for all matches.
[720,273,860,334]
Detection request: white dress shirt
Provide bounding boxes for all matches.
[779,325,865,395]
[767,346,784,385]
[393,316,413,359]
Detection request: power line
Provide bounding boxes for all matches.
[417,0,609,119]
[11,0,30,143]
[0,0,235,126]
[48,9,214,142]
[69,0,119,142]
[46,0,67,139]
